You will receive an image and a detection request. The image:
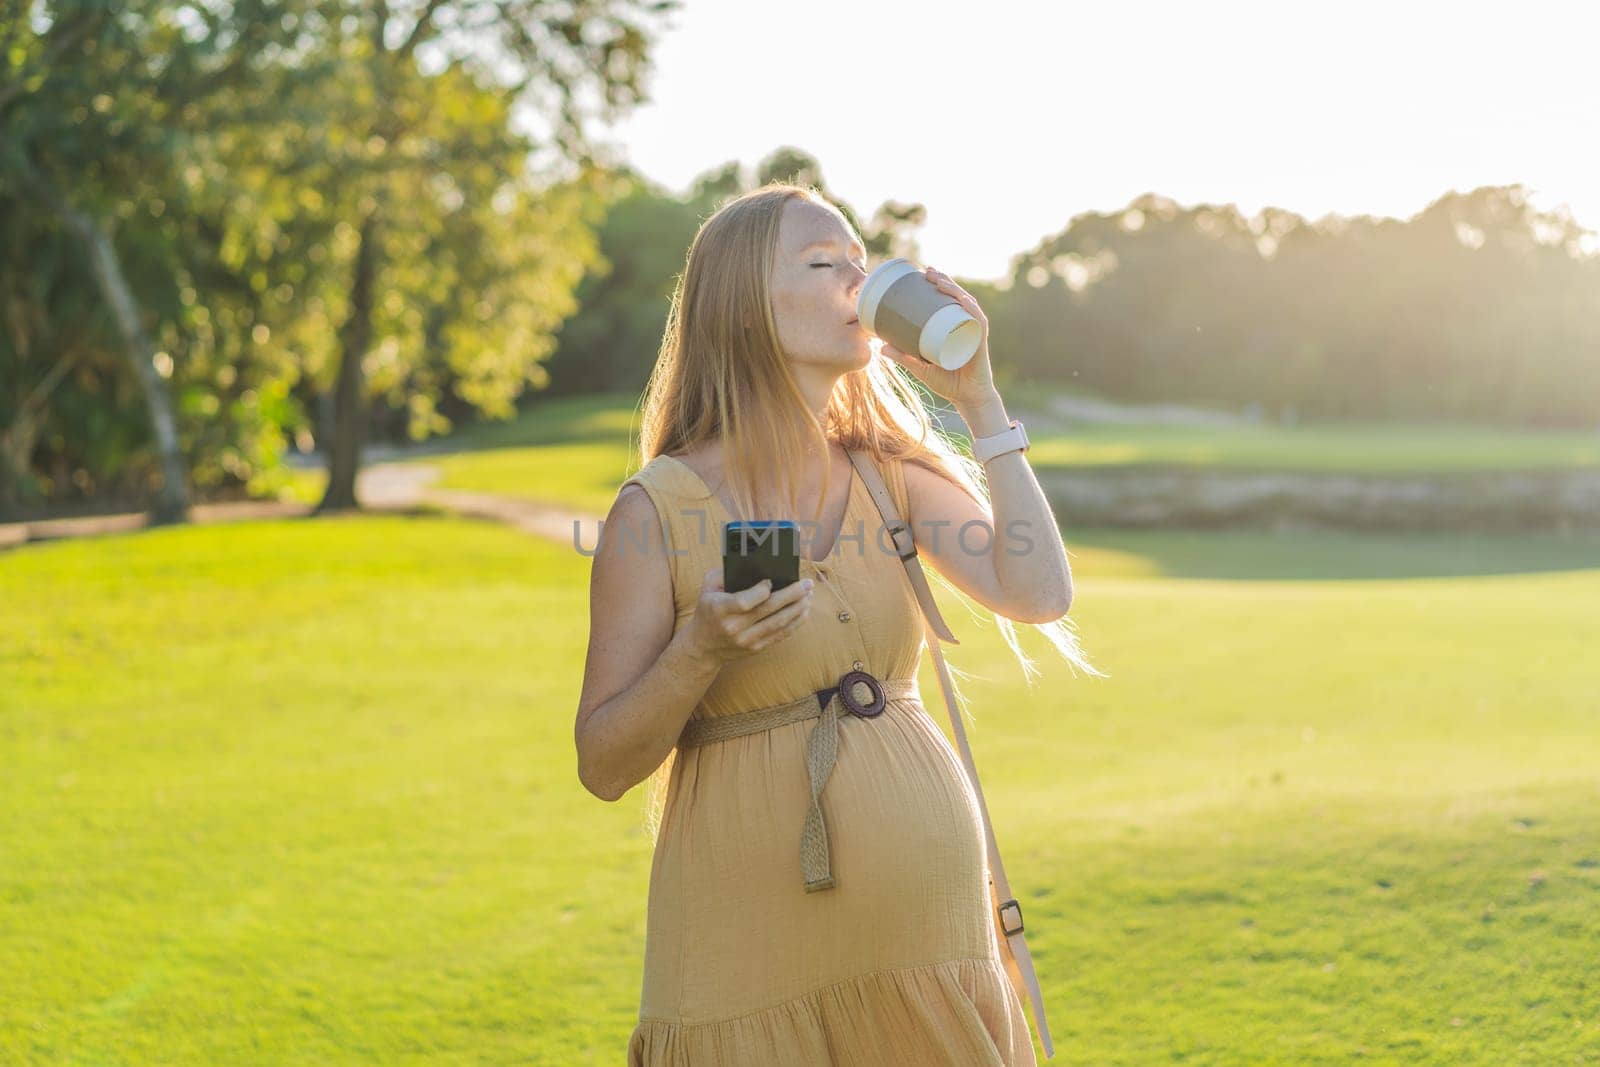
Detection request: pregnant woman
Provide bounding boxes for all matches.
[575,184,1096,1065]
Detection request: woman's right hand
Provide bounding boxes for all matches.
[683,567,815,665]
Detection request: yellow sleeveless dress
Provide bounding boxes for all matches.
[620,450,1036,1066]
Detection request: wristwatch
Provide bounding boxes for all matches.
[971,418,1030,463]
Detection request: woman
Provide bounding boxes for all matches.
[575,184,1098,1065]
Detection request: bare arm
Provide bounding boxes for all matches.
[903,392,1073,624]
[574,484,815,802]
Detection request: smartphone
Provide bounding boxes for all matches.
[723,520,800,594]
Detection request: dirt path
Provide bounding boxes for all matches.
[0,461,603,553]
[2,390,1251,555]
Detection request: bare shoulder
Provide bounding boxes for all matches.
[603,478,668,559]
[612,479,654,515]
[663,444,723,485]
[578,477,677,725]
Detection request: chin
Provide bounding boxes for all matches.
[826,344,872,376]
[844,332,879,366]
[791,338,876,375]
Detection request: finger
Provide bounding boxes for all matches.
[926,268,974,303]
[743,593,812,644]
[706,565,725,593]
[751,611,808,651]
[882,341,930,367]
[770,576,814,606]
[744,595,808,638]
[730,577,773,611]
[887,347,945,386]
[768,595,817,639]
[736,578,810,626]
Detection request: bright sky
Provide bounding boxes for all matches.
[587,0,1600,282]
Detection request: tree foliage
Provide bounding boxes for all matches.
[1,0,675,515]
[992,186,1599,425]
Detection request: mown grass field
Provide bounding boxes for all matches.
[283,391,1596,516]
[6,395,1599,1063]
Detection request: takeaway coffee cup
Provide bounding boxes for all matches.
[857,258,983,370]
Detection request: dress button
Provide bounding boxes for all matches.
[837,610,851,622]
[853,660,864,670]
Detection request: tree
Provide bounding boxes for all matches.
[257,0,679,513]
[1,2,300,520]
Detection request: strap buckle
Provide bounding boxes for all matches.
[997,897,1025,937]
[885,520,917,561]
[829,668,886,718]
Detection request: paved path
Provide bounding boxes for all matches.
[0,460,604,553]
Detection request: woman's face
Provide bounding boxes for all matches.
[765,200,872,373]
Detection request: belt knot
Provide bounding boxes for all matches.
[800,667,890,893]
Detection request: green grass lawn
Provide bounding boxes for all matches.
[3,510,1597,1064]
[1022,418,1600,473]
[342,393,1600,520]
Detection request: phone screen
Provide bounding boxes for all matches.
[723,521,800,594]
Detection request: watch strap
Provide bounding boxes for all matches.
[971,418,1029,463]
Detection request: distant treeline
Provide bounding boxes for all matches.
[997,186,1598,426]
[552,180,1599,429]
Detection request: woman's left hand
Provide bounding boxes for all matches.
[876,266,997,409]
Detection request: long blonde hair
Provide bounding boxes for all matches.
[632,182,1104,842]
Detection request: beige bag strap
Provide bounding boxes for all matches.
[845,447,1056,1060]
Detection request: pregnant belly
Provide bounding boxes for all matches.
[650,698,999,1017]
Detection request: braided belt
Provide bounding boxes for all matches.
[677,669,920,893]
